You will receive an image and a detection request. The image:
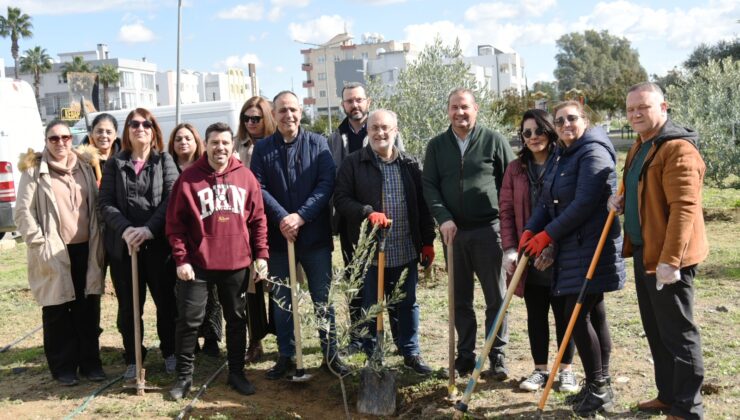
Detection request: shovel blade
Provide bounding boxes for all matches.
[357,368,397,416]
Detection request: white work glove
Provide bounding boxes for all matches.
[176,263,195,281]
[502,249,517,275]
[534,244,555,271]
[253,258,268,281]
[607,194,624,215]
[655,262,680,290]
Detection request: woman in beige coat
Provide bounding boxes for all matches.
[14,119,105,386]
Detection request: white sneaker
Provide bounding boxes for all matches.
[123,364,136,380]
[520,369,548,391]
[558,369,579,393]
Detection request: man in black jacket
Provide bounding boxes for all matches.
[334,109,436,374]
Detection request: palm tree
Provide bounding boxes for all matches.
[96,64,120,111]
[60,55,92,82]
[0,7,34,79]
[19,46,51,114]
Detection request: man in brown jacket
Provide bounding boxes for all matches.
[609,82,708,420]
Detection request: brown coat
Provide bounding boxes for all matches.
[622,131,708,273]
[14,146,104,307]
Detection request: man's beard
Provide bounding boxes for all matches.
[348,109,367,121]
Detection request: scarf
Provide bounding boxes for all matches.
[44,148,80,211]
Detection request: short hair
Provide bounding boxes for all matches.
[552,100,590,128]
[204,122,233,142]
[367,109,398,128]
[628,82,664,98]
[167,123,205,163]
[518,109,557,165]
[45,119,70,137]
[341,82,366,98]
[236,96,276,144]
[122,108,164,152]
[91,113,118,133]
[273,90,299,104]
[447,88,476,106]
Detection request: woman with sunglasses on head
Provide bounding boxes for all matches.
[518,101,626,417]
[14,120,106,386]
[500,109,578,394]
[167,123,222,357]
[99,108,179,380]
[234,96,277,363]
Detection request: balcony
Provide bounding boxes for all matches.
[300,48,312,55]
[303,97,316,105]
[301,63,313,71]
[302,80,315,88]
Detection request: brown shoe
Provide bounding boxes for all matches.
[637,398,671,413]
[245,342,264,363]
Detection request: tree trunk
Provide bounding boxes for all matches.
[34,72,42,118]
[11,38,19,80]
[102,82,109,111]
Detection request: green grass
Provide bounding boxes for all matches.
[703,187,740,208]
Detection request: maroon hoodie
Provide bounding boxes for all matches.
[166,154,268,271]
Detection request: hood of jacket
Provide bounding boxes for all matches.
[645,118,699,147]
[18,145,100,171]
[561,126,616,162]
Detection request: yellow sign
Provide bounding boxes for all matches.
[61,108,80,121]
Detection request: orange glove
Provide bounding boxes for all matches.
[517,230,535,253]
[420,245,435,268]
[368,212,391,228]
[524,231,552,257]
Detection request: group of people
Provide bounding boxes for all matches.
[14,81,707,419]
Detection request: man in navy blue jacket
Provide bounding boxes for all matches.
[250,91,348,378]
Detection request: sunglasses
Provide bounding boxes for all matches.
[522,127,545,139]
[129,120,153,129]
[554,114,581,127]
[47,135,73,143]
[244,116,263,124]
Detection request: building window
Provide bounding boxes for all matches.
[318,72,326,81]
[120,71,135,88]
[333,55,340,62]
[141,73,155,90]
[122,92,136,108]
[317,55,326,64]
[319,90,326,98]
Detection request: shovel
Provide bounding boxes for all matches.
[357,223,396,416]
[453,254,529,418]
[287,240,312,382]
[122,248,159,395]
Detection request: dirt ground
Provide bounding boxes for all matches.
[0,219,737,419]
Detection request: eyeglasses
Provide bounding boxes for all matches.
[129,120,153,129]
[343,98,366,105]
[522,127,545,139]
[47,135,72,143]
[554,115,581,127]
[244,116,263,124]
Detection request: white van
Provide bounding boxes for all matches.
[0,78,46,239]
[72,101,243,147]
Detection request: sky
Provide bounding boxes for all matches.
[1,0,738,100]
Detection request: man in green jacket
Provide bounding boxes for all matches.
[422,88,515,378]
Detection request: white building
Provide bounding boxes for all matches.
[461,45,526,96]
[156,67,258,106]
[156,70,201,106]
[365,48,418,95]
[5,44,157,122]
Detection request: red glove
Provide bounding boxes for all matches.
[517,230,535,253]
[368,212,391,228]
[524,231,552,257]
[420,245,435,268]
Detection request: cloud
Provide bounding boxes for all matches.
[216,3,264,21]
[0,0,156,15]
[274,65,285,73]
[215,53,262,70]
[289,15,351,44]
[359,0,407,4]
[267,0,310,21]
[464,0,556,22]
[118,22,156,44]
[248,32,269,42]
[403,21,473,52]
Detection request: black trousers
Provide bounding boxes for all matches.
[562,292,612,383]
[246,273,271,345]
[197,281,223,342]
[109,240,176,364]
[42,242,103,378]
[634,247,704,419]
[339,224,365,344]
[523,283,575,366]
[453,224,507,362]
[175,267,248,379]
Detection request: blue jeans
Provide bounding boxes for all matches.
[363,259,420,357]
[270,247,337,359]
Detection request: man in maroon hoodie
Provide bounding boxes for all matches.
[166,122,269,400]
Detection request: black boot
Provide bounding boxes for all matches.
[202,339,220,357]
[227,372,255,395]
[265,355,296,380]
[169,377,192,400]
[573,380,613,417]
